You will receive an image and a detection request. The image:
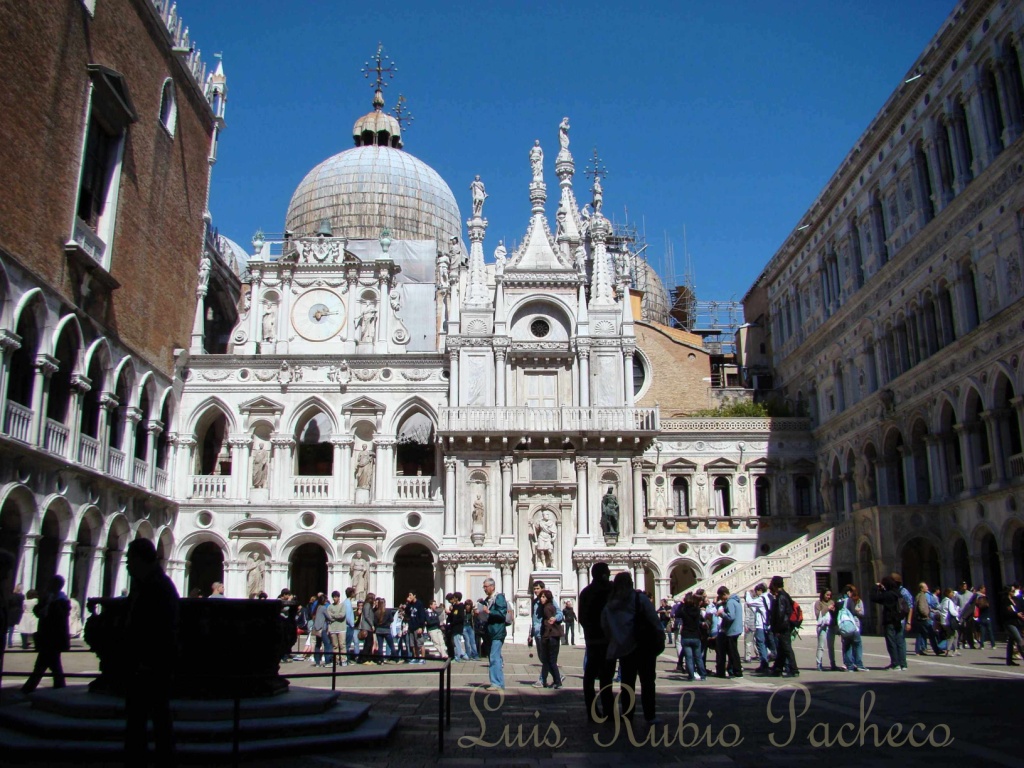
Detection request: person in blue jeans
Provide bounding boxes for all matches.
[974,585,997,649]
[480,578,507,690]
[839,585,867,671]
[676,593,706,681]
[462,599,479,659]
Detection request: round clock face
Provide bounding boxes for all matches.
[291,289,345,341]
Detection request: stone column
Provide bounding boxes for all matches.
[330,437,347,501]
[500,456,513,543]
[579,346,592,409]
[924,434,945,502]
[623,346,635,408]
[498,558,513,598]
[271,436,295,501]
[31,355,58,447]
[113,552,129,596]
[631,456,644,541]
[444,456,457,543]
[898,446,914,505]
[339,438,354,501]
[97,393,117,474]
[575,457,589,540]
[20,535,39,589]
[277,269,293,353]
[994,60,1021,146]
[344,268,359,348]
[954,424,977,493]
[87,548,105,601]
[443,561,456,596]
[224,558,243,598]
[575,561,588,593]
[0,332,22,430]
[229,435,251,499]
[56,541,75,585]
[66,374,90,462]
[961,85,989,175]
[377,269,390,352]
[494,346,507,407]
[375,438,395,501]
[146,421,164,490]
[449,349,460,405]
[656,577,671,603]
[122,407,143,481]
[981,410,1005,484]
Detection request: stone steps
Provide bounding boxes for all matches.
[0,685,399,760]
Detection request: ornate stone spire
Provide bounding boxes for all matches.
[588,210,615,307]
[465,176,490,307]
[555,117,582,253]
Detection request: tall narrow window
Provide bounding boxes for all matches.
[159,78,177,137]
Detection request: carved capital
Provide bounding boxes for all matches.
[99,392,119,411]
[574,457,588,471]
[0,329,22,354]
[500,456,513,472]
[228,436,252,448]
[271,437,296,449]
[175,436,197,449]
[444,456,458,472]
[630,456,645,470]
[123,407,143,425]
[330,436,355,447]
[70,373,92,394]
[34,354,59,377]
[146,419,165,437]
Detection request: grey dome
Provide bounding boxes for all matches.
[634,258,671,325]
[285,146,461,245]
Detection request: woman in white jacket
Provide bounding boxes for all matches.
[938,588,961,656]
[15,590,38,650]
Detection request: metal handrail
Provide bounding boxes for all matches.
[0,646,453,760]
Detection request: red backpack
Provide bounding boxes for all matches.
[789,600,804,629]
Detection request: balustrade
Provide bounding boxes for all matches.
[78,434,100,469]
[154,467,169,495]
[3,401,33,443]
[44,419,70,457]
[107,448,126,479]
[293,476,331,500]
[132,458,148,487]
[191,474,228,499]
[439,406,659,433]
[1010,453,1024,479]
[395,475,436,501]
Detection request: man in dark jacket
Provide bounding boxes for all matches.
[872,575,908,670]
[768,575,799,677]
[447,593,468,661]
[578,562,615,722]
[124,537,180,765]
[405,591,427,664]
[21,575,71,693]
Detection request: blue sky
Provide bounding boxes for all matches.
[177,1,957,303]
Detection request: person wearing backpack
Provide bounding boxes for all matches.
[768,576,799,677]
[837,584,867,672]
[872,575,908,670]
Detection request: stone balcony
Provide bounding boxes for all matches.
[438,406,659,436]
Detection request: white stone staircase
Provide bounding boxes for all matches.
[681,526,835,599]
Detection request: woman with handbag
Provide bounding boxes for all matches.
[939,588,961,656]
[358,592,378,663]
[536,590,564,688]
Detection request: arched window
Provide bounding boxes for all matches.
[913,141,935,222]
[754,476,771,517]
[7,308,39,410]
[961,264,980,332]
[672,477,690,517]
[936,117,956,201]
[296,411,333,476]
[940,403,964,495]
[849,218,865,289]
[713,477,731,517]
[395,411,436,476]
[196,409,230,476]
[159,78,177,137]
[871,191,890,267]
[134,387,151,461]
[952,100,975,185]
[981,65,1007,156]
[794,476,812,516]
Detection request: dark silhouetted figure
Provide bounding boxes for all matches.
[21,575,70,693]
[579,561,615,723]
[124,538,180,766]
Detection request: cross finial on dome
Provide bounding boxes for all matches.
[362,43,397,112]
[392,94,414,132]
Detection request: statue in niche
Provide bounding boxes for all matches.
[472,494,486,532]
[1008,254,1022,296]
[600,488,619,537]
[470,175,487,217]
[529,140,544,183]
[556,208,566,238]
[197,255,211,292]
[350,551,369,602]
[436,252,450,288]
[354,445,375,490]
[558,116,570,152]
[246,552,266,597]
[532,509,557,569]
[356,303,378,344]
[855,460,875,502]
[819,472,834,517]
[261,307,276,342]
[251,440,269,488]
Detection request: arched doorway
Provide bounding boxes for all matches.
[188,541,225,598]
[102,518,130,597]
[900,537,940,590]
[290,543,328,604]
[393,543,434,606]
[952,537,971,587]
[35,509,63,591]
[70,512,101,606]
[979,531,1003,599]
[669,561,698,596]
[0,498,25,594]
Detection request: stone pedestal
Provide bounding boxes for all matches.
[603,535,619,547]
[354,488,370,504]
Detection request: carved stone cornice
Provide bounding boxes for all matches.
[437,550,518,567]
[70,373,92,393]
[34,354,59,377]
[270,436,296,449]
[228,436,252,448]
[146,419,165,436]
[123,407,143,425]
[0,329,22,353]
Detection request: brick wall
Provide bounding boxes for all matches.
[0,0,214,376]
[634,322,712,415]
